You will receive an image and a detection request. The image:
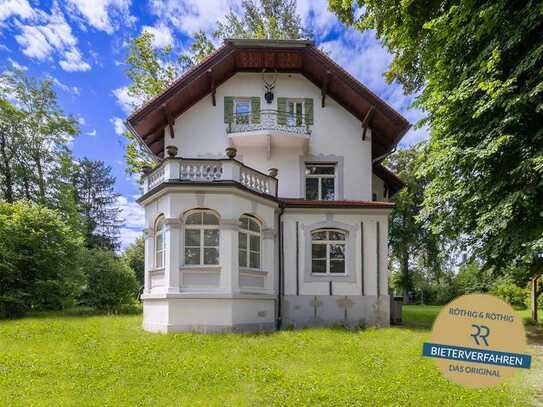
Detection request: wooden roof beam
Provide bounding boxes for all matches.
[321,70,331,108]
[207,69,216,106]
[361,106,375,141]
[161,104,175,139]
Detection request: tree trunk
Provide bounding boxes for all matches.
[531,276,540,323]
[0,139,14,202]
[401,251,409,304]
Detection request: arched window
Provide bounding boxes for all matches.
[184,210,220,265]
[155,216,165,269]
[239,215,261,269]
[311,229,346,275]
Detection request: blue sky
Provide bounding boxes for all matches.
[0,0,426,250]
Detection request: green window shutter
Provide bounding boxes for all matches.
[277,97,287,125]
[304,98,314,125]
[224,96,234,123]
[251,97,261,124]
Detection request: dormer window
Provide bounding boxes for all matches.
[305,163,336,200]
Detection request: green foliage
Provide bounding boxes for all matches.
[72,158,122,250]
[491,279,527,309]
[122,236,145,287]
[329,1,543,285]
[387,144,449,299]
[0,309,532,405]
[79,249,139,312]
[0,201,84,317]
[0,70,78,205]
[454,262,493,295]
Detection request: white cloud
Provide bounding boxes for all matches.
[297,0,341,39]
[149,0,235,36]
[141,23,174,48]
[0,0,35,22]
[7,57,27,70]
[119,227,142,251]
[85,129,97,136]
[110,116,126,135]
[46,75,81,95]
[112,86,143,114]
[65,0,134,34]
[13,6,91,72]
[59,48,91,72]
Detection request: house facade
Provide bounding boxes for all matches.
[128,39,409,333]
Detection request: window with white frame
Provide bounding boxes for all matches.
[155,216,165,269]
[311,229,346,275]
[234,99,251,124]
[238,215,261,270]
[286,99,304,126]
[184,210,220,266]
[305,163,336,200]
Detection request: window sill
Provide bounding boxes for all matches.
[311,273,347,277]
[239,268,268,275]
[180,265,221,273]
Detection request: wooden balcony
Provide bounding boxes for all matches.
[143,157,278,198]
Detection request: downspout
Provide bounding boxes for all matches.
[372,146,397,164]
[276,205,285,330]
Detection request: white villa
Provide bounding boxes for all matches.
[127,39,410,333]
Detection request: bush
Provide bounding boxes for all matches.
[491,279,526,309]
[79,249,139,312]
[0,201,84,318]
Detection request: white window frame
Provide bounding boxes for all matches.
[285,98,304,127]
[154,216,165,269]
[238,215,262,271]
[184,210,220,266]
[311,229,346,275]
[305,163,337,201]
[234,98,252,125]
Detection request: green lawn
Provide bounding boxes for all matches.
[0,306,537,406]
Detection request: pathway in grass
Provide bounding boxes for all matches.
[0,307,535,406]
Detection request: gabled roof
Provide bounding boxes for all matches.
[127,39,411,159]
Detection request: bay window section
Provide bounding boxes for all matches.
[238,215,261,270]
[154,216,165,269]
[184,210,220,266]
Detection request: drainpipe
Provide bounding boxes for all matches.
[372,146,397,164]
[276,205,285,330]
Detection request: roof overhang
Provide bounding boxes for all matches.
[373,163,405,196]
[127,39,411,159]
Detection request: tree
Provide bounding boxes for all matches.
[72,158,123,250]
[78,249,139,312]
[123,236,145,288]
[0,99,24,203]
[0,201,84,317]
[386,143,446,302]
[122,0,310,175]
[0,70,78,206]
[330,1,543,320]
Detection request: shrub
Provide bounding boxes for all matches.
[79,249,139,312]
[491,279,527,309]
[0,201,84,318]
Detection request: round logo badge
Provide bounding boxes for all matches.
[423,294,532,388]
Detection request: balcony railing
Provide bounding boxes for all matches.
[226,109,311,135]
[143,157,278,197]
